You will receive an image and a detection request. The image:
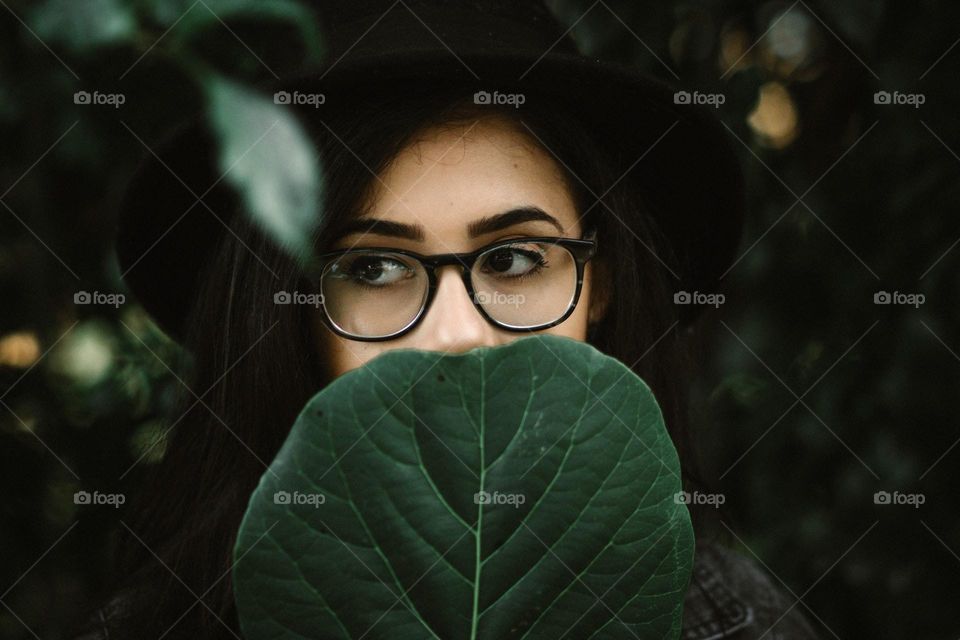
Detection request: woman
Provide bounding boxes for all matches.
[73,1,820,638]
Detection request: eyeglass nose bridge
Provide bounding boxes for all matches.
[418,252,483,311]
[419,251,479,270]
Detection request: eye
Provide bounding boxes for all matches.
[332,254,415,287]
[478,244,547,278]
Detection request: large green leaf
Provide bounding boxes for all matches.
[234,334,694,639]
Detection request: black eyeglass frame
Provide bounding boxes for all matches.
[304,230,599,342]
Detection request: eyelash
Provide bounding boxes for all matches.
[504,258,549,282]
[345,258,412,288]
[482,250,549,279]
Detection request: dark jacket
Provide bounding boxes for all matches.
[70,539,820,639]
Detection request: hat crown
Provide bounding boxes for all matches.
[308,0,580,65]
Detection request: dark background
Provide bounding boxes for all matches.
[1,0,957,638]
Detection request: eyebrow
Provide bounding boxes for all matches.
[336,206,565,241]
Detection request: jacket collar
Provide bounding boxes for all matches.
[681,541,754,639]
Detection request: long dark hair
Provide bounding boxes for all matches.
[107,82,708,638]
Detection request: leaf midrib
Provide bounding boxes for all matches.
[470,354,486,640]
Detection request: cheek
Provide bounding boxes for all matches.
[313,314,386,378]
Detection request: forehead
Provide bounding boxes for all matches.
[360,115,580,239]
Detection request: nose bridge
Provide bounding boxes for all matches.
[416,263,498,351]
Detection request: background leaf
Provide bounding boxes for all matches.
[234,335,694,640]
[29,0,137,52]
[205,73,321,260]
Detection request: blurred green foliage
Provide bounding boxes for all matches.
[1,0,958,638]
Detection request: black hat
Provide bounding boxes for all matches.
[115,0,744,340]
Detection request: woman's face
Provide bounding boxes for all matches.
[314,115,605,379]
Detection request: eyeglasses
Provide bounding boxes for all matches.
[305,230,598,341]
